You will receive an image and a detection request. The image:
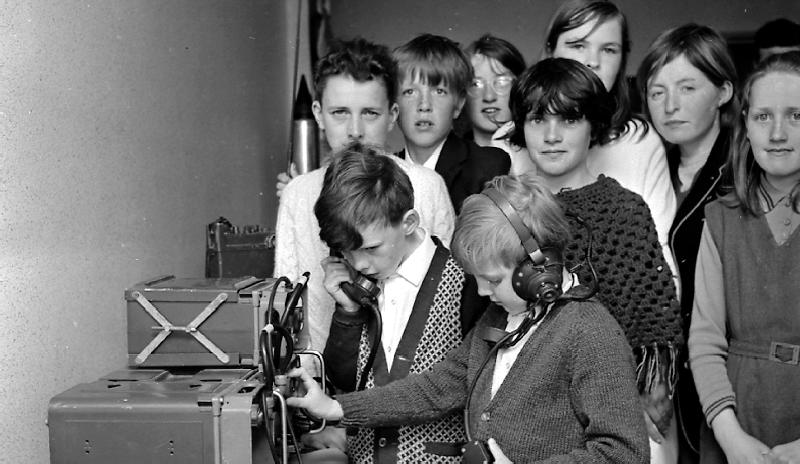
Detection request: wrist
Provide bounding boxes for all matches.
[710,408,745,449]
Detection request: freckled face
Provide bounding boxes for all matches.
[746,72,800,188]
[397,76,464,155]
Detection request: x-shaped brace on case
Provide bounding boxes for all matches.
[132,291,231,364]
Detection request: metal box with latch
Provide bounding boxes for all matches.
[47,368,272,464]
[126,275,303,368]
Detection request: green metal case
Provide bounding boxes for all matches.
[47,369,271,463]
[125,275,293,368]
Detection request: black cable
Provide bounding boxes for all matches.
[564,212,599,301]
[268,276,293,325]
[260,389,282,464]
[259,329,277,388]
[272,324,295,374]
[281,271,310,328]
[463,308,547,441]
[285,410,305,464]
[356,300,383,392]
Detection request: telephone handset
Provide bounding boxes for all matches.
[340,274,381,307]
[330,250,381,307]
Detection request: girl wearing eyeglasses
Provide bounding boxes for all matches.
[465,34,536,175]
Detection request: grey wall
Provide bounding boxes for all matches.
[0,1,290,462]
[330,0,799,72]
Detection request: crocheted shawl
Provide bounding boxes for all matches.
[557,175,684,394]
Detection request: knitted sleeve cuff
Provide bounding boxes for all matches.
[337,391,373,427]
[704,396,736,427]
[332,304,369,326]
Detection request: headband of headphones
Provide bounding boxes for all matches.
[482,187,545,266]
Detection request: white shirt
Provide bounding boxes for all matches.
[403,138,446,170]
[491,273,578,398]
[378,228,436,370]
[491,122,537,176]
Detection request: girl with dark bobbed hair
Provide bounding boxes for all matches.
[509,57,684,464]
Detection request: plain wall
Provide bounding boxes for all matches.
[0,1,290,462]
[331,0,799,71]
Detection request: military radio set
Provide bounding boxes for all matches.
[48,219,327,464]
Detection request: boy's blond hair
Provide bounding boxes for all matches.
[452,174,571,275]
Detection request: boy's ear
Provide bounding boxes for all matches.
[388,102,399,132]
[312,100,325,129]
[452,96,466,120]
[402,209,420,235]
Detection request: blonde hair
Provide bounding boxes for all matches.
[452,174,571,274]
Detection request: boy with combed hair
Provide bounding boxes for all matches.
[274,38,455,355]
[312,144,486,463]
[288,174,649,463]
[393,34,510,213]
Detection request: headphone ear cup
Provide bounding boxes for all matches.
[511,256,564,304]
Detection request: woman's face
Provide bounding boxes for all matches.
[646,54,732,148]
[551,17,623,92]
[467,54,515,136]
[746,72,800,190]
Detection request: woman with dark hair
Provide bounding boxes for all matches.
[464,34,536,175]
[543,0,677,277]
[508,57,684,464]
[637,23,739,464]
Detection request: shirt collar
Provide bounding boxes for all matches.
[392,227,435,287]
[404,139,447,170]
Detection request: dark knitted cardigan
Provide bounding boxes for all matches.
[556,175,684,395]
[337,295,649,463]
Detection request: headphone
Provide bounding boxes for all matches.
[482,187,563,304]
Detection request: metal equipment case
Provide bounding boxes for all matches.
[205,217,275,279]
[48,368,271,464]
[126,275,291,368]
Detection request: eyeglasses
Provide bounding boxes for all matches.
[467,76,515,97]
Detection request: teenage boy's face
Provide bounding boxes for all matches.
[524,113,592,181]
[341,211,419,281]
[474,263,528,315]
[397,75,464,156]
[312,75,399,152]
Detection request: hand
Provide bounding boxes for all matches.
[640,381,673,442]
[276,163,299,198]
[286,367,344,421]
[320,256,360,313]
[712,409,771,464]
[487,438,513,464]
[770,438,800,463]
[301,425,347,452]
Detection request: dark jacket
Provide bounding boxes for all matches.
[667,128,731,458]
[397,132,510,213]
[667,129,731,335]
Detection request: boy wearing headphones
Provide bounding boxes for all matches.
[288,174,649,463]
